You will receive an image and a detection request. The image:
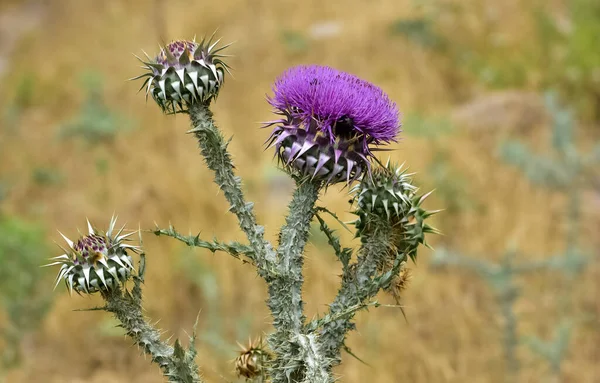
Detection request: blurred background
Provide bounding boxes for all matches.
[0,0,599,382]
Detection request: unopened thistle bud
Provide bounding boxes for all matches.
[234,337,270,380]
[132,35,231,114]
[352,161,439,263]
[46,216,140,294]
[390,263,412,303]
[265,65,400,185]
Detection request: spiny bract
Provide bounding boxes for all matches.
[46,216,140,294]
[353,161,417,218]
[132,34,231,114]
[234,337,269,380]
[265,65,400,185]
[351,160,439,263]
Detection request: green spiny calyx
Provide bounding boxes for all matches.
[132,35,231,114]
[352,161,417,219]
[351,160,439,263]
[46,216,140,294]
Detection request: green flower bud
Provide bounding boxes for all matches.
[351,160,440,263]
[46,216,140,294]
[132,35,231,114]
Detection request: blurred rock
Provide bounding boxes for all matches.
[309,21,343,40]
[0,0,46,78]
[451,91,549,135]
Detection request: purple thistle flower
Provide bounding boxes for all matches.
[265,65,400,184]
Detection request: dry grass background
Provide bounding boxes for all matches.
[0,0,598,382]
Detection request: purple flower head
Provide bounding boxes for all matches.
[74,234,109,260]
[265,65,401,184]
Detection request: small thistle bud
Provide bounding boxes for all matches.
[46,216,140,294]
[234,337,269,380]
[352,161,439,263]
[265,65,400,185]
[390,263,412,302]
[132,34,231,114]
[353,161,417,219]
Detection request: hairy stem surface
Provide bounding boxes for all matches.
[268,179,323,382]
[153,226,255,261]
[188,103,276,274]
[102,285,201,383]
[318,218,395,366]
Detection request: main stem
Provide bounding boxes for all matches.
[273,179,320,331]
[188,103,329,381]
[269,179,321,382]
[318,218,394,366]
[188,103,276,274]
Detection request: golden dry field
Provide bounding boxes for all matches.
[0,0,599,382]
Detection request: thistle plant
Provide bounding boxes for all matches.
[47,34,437,382]
[431,92,598,382]
[499,92,598,379]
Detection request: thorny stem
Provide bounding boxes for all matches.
[152,226,255,261]
[188,103,330,382]
[268,179,323,383]
[294,333,331,383]
[188,102,276,275]
[101,255,202,383]
[317,217,395,367]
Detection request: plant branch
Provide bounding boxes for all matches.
[314,213,352,272]
[152,225,255,262]
[316,217,396,367]
[101,255,202,383]
[187,102,276,276]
